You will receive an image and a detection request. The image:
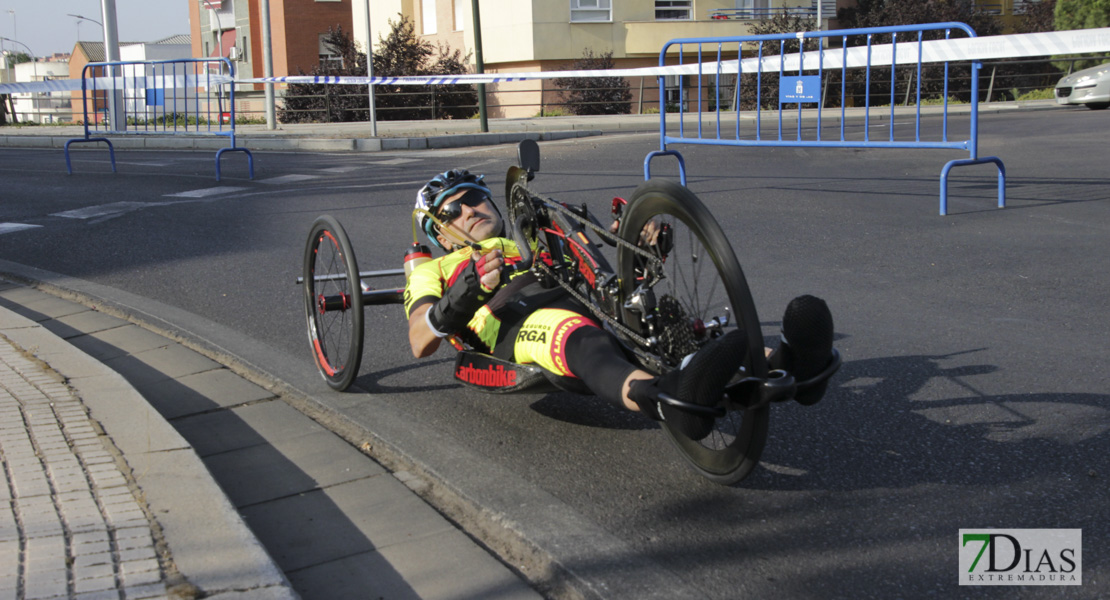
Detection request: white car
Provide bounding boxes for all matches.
[1055,62,1110,110]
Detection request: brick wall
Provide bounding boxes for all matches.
[281,0,354,75]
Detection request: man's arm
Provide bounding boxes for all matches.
[406,249,503,358]
[408,304,442,358]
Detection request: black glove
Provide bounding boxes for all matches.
[426,253,498,336]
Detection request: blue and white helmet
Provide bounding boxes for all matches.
[414,169,499,249]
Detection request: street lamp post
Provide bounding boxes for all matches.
[68,14,104,42]
[260,0,275,130]
[470,0,488,133]
[362,0,377,136]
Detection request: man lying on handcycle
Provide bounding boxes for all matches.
[405,169,834,440]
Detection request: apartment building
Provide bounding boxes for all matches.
[190,0,353,81]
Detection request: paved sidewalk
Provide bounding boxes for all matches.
[0,336,181,600]
[0,292,296,600]
[0,280,541,600]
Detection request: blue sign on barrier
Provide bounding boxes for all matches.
[145,88,165,107]
[780,76,820,104]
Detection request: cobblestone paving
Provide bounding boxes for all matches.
[0,335,170,600]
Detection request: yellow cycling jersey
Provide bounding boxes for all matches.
[404,238,543,352]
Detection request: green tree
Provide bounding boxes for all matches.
[554,49,632,115]
[1055,0,1110,29]
[1016,0,1057,34]
[372,15,477,121]
[836,0,1002,104]
[278,26,369,123]
[7,52,32,65]
[1054,0,1110,70]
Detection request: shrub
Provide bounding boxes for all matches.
[554,49,632,115]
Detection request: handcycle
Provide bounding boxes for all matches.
[298,140,840,484]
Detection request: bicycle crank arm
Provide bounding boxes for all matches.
[656,392,728,418]
[725,348,842,410]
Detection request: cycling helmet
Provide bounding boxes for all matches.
[414,169,501,249]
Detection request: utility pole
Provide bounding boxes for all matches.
[100,0,126,130]
[362,0,377,136]
[470,0,487,132]
[261,0,275,129]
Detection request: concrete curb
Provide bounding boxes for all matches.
[0,303,298,600]
[0,128,606,154]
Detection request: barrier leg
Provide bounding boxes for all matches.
[644,150,688,186]
[215,147,255,182]
[64,138,116,175]
[940,157,1006,216]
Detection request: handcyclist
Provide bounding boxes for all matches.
[404,169,835,439]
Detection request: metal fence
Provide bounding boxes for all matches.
[644,22,1016,215]
[63,57,253,180]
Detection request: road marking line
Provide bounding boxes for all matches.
[51,202,160,220]
[258,174,321,185]
[319,166,361,173]
[164,186,249,198]
[0,223,42,235]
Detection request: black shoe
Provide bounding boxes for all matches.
[768,295,834,406]
[631,329,746,440]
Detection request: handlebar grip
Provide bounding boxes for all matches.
[510,214,535,273]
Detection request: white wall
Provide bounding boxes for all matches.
[12,60,71,123]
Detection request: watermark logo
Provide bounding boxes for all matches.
[960,529,1081,586]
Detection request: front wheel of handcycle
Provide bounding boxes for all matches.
[617,179,770,485]
[303,215,364,391]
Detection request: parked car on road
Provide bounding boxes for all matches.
[1055,62,1110,110]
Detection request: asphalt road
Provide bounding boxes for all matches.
[1,108,1107,599]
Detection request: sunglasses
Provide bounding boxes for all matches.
[436,189,490,224]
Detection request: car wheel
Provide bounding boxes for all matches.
[1086,102,1110,110]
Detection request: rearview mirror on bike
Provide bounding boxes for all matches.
[517,139,540,181]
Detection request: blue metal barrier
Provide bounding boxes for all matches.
[64,58,253,181]
[644,22,1006,215]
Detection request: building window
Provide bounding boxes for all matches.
[319,33,343,69]
[570,0,611,22]
[422,0,438,35]
[656,0,692,20]
[453,0,466,31]
[736,0,769,19]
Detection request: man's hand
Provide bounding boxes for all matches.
[425,249,503,338]
[474,248,503,292]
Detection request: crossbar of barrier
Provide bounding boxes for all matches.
[644,22,1006,215]
[64,58,253,181]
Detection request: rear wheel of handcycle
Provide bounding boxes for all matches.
[303,215,364,391]
[617,179,770,485]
